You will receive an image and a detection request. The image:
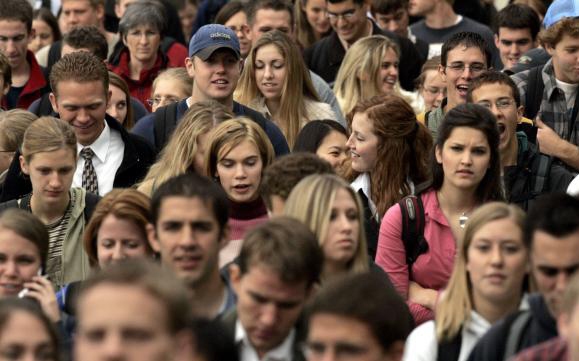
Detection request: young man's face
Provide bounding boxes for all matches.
[115,0,137,19]
[547,34,579,84]
[306,313,400,361]
[248,8,293,46]
[532,229,579,318]
[49,80,109,146]
[0,20,31,71]
[408,0,435,17]
[148,196,227,287]
[75,283,181,361]
[231,263,309,357]
[326,0,369,46]
[495,27,536,70]
[470,82,523,153]
[60,0,104,34]
[440,45,487,108]
[374,8,409,38]
[186,48,241,104]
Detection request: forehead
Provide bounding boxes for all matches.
[54,80,107,102]
[446,45,486,64]
[308,313,379,346]
[327,0,357,11]
[471,82,515,101]
[157,196,217,223]
[218,139,260,159]
[498,27,533,40]
[62,0,94,10]
[532,230,579,264]
[241,263,308,297]
[253,8,292,27]
[0,20,29,35]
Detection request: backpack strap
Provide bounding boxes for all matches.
[524,65,545,121]
[503,311,532,361]
[398,195,429,268]
[0,199,19,213]
[437,329,462,361]
[35,93,55,116]
[531,153,552,195]
[83,192,100,223]
[153,102,179,151]
[160,37,176,54]
[47,41,63,71]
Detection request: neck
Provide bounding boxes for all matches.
[500,136,519,168]
[322,260,349,280]
[265,97,281,118]
[437,184,477,215]
[11,59,31,87]
[30,192,70,224]
[473,291,521,324]
[425,2,458,29]
[444,97,461,113]
[190,93,234,109]
[188,268,226,319]
[129,56,157,80]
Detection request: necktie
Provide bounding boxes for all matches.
[81,148,99,194]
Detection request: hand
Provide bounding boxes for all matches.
[536,118,564,157]
[23,276,60,322]
[408,281,438,310]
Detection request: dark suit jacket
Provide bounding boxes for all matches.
[0,115,156,202]
[220,308,307,361]
[304,20,424,91]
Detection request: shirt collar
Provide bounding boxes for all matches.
[235,320,295,361]
[77,120,110,163]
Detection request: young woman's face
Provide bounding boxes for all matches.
[20,148,76,208]
[303,0,330,37]
[316,130,348,172]
[255,44,286,103]
[96,214,150,268]
[467,217,528,306]
[346,112,379,173]
[0,311,56,361]
[322,187,360,267]
[224,11,251,58]
[216,140,263,203]
[435,127,491,192]
[0,227,41,297]
[107,85,128,124]
[420,69,446,111]
[150,77,189,113]
[29,19,55,53]
[378,47,399,95]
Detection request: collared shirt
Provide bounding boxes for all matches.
[73,121,124,195]
[235,321,295,361]
[512,59,579,146]
[512,337,568,361]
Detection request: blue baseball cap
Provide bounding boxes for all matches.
[543,0,579,28]
[189,24,240,60]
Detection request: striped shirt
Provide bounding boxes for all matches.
[45,191,75,287]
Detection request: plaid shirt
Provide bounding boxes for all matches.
[511,59,579,146]
[511,337,568,361]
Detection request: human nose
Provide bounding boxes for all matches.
[101,333,124,359]
[345,134,354,148]
[111,243,125,261]
[2,260,18,277]
[461,150,473,165]
[214,60,226,73]
[555,271,570,293]
[234,164,246,178]
[76,108,90,123]
[259,303,278,327]
[108,106,118,120]
[490,245,504,266]
[264,65,274,79]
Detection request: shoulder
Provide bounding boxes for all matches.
[403,321,437,361]
[304,99,335,120]
[511,69,532,86]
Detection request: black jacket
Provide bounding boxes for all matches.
[304,21,424,91]
[0,115,155,202]
[466,294,558,361]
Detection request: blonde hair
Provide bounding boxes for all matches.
[138,101,233,196]
[235,30,320,148]
[205,117,274,179]
[151,68,193,99]
[21,116,77,163]
[0,110,36,152]
[334,35,403,115]
[284,174,369,279]
[435,202,527,342]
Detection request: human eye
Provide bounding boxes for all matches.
[83,329,105,343]
[0,346,23,360]
[100,239,115,249]
[38,168,51,175]
[36,346,56,361]
[16,255,36,265]
[249,292,268,304]
[473,241,490,252]
[470,63,486,72]
[450,145,463,152]
[273,61,285,69]
[117,101,127,109]
[497,99,512,108]
[502,242,522,254]
[64,105,79,112]
[254,61,264,70]
[220,159,235,168]
[344,9,356,18]
[329,209,338,221]
[192,222,213,233]
[39,33,51,40]
[162,221,182,232]
[476,101,492,109]
[124,240,142,249]
[472,147,488,155]
[259,27,272,33]
[244,157,259,166]
[449,63,464,71]
[515,39,530,46]
[500,40,513,46]
[346,209,358,220]
[123,328,153,342]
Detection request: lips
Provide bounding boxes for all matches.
[456,169,474,177]
[456,84,469,97]
[174,254,202,270]
[485,273,507,284]
[233,184,251,194]
[0,283,22,295]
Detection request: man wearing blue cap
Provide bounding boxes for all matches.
[131,24,290,155]
[511,1,579,172]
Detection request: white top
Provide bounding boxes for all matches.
[555,79,579,110]
[567,173,579,196]
[235,320,295,361]
[73,121,125,196]
[351,173,378,222]
[403,297,529,361]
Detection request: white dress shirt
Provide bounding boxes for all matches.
[73,121,124,196]
[235,320,295,361]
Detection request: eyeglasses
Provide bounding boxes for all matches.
[445,62,486,74]
[325,7,359,21]
[227,24,249,35]
[147,96,180,107]
[476,98,515,110]
[536,264,579,278]
[302,342,370,361]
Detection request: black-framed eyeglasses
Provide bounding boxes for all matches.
[476,98,515,110]
[445,62,486,74]
[325,7,360,21]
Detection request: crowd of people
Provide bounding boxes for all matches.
[0,0,578,360]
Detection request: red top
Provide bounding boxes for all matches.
[1,51,47,110]
[375,188,457,325]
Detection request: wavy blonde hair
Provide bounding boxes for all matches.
[235,30,320,148]
[284,174,369,279]
[137,101,234,196]
[435,202,528,342]
[334,35,404,115]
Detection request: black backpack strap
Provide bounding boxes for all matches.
[35,93,55,116]
[398,195,429,268]
[531,153,552,195]
[503,311,532,361]
[153,102,178,151]
[47,41,62,70]
[437,329,462,361]
[0,199,19,213]
[524,65,545,121]
[160,37,176,54]
[83,192,100,223]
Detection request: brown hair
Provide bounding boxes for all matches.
[540,17,579,48]
[0,53,12,89]
[50,52,109,97]
[347,95,432,217]
[0,209,49,272]
[20,116,77,164]
[0,110,37,152]
[83,189,154,267]
[108,71,134,130]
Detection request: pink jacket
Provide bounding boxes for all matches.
[375,189,457,325]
